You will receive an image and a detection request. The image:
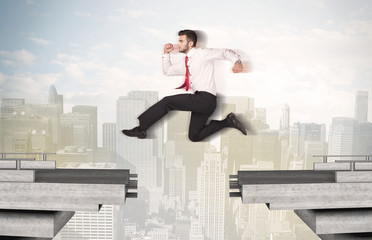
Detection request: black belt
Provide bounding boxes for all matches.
[195,91,215,97]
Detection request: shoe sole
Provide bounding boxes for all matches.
[230,115,247,135]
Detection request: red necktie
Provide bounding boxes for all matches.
[176,56,189,91]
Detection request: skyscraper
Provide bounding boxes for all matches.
[58,162,116,240]
[198,150,225,240]
[103,123,116,152]
[168,157,186,207]
[355,91,368,123]
[304,141,327,169]
[328,117,360,160]
[11,104,61,151]
[48,85,63,114]
[253,130,281,169]
[0,114,52,153]
[280,104,290,130]
[1,98,25,118]
[255,108,266,123]
[290,122,325,158]
[60,112,90,148]
[359,122,372,155]
[72,105,97,150]
[116,91,160,187]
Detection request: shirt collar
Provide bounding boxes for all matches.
[186,47,196,58]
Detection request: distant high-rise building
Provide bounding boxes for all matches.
[289,124,299,156]
[220,96,256,171]
[280,104,290,130]
[304,141,327,169]
[198,151,225,240]
[255,108,266,123]
[116,91,160,187]
[168,157,186,207]
[0,115,52,153]
[226,96,255,119]
[72,105,97,150]
[59,162,115,240]
[103,123,116,152]
[355,91,368,123]
[328,117,360,160]
[1,98,25,118]
[115,91,164,240]
[148,228,169,239]
[10,104,61,150]
[254,130,281,169]
[48,85,63,114]
[290,122,325,158]
[359,122,372,155]
[60,113,90,148]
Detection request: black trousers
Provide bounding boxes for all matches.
[138,91,227,142]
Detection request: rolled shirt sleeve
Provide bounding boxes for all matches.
[200,48,241,63]
[162,53,186,76]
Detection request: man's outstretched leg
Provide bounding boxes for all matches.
[122,92,247,140]
[188,112,247,142]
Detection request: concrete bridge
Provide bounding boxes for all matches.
[0,153,137,239]
[230,155,372,240]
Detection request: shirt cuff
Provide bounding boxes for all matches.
[232,57,240,63]
[162,53,170,60]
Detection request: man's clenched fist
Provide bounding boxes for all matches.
[164,43,174,54]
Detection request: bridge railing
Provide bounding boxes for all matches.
[0,152,56,161]
[313,155,372,163]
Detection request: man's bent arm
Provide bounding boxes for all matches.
[202,48,240,63]
[162,53,185,76]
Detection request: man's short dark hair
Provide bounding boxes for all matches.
[178,29,197,47]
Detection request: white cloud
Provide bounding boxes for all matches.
[29,37,51,46]
[56,53,80,62]
[0,72,61,103]
[0,72,6,85]
[74,12,92,17]
[141,27,172,42]
[128,9,156,18]
[123,45,159,66]
[69,43,80,48]
[1,60,15,66]
[91,42,112,51]
[0,49,36,66]
[108,8,157,22]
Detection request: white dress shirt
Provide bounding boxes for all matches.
[162,47,240,96]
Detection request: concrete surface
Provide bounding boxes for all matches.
[242,182,372,209]
[0,182,125,211]
[336,171,372,183]
[314,162,351,171]
[295,209,372,234]
[0,170,35,182]
[0,210,74,238]
[20,161,56,170]
[0,160,17,169]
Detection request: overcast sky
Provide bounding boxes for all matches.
[1,0,371,143]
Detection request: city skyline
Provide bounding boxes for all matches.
[1,85,369,148]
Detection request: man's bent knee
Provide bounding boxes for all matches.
[188,133,203,142]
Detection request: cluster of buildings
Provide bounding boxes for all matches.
[0,87,370,239]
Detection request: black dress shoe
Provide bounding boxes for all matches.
[122,127,147,139]
[226,113,247,135]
